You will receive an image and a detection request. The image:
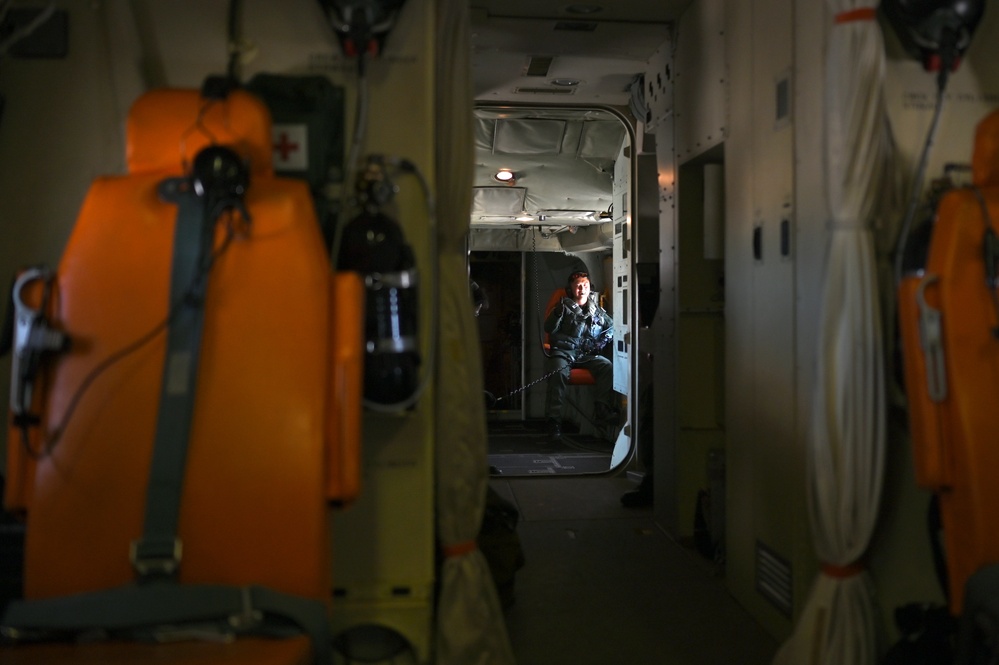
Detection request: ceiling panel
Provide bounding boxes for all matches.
[471,14,671,105]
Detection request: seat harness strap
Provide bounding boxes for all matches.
[130,180,212,580]
[1,583,332,663]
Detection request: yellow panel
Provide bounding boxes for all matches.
[325,2,438,661]
[678,316,724,429]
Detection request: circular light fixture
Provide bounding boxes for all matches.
[565,4,603,14]
[494,169,516,183]
[551,78,580,87]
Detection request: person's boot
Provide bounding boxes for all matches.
[621,475,653,508]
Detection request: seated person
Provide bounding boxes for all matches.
[543,270,616,444]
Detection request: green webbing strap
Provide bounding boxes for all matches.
[130,186,212,580]
[1,583,333,664]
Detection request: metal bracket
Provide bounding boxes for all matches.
[10,267,69,419]
[916,274,947,402]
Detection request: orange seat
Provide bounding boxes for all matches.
[2,86,364,663]
[897,108,999,615]
[543,288,596,385]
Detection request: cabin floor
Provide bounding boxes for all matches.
[489,474,779,664]
[486,418,614,476]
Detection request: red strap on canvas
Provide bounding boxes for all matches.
[835,8,877,24]
[442,540,478,558]
[821,560,866,579]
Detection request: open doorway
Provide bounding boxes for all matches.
[468,105,637,476]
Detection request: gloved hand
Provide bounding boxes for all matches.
[578,332,611,355]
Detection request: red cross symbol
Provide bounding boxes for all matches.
[273,132,300,162]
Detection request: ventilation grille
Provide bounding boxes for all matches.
[755,542,792,617]
[526,56,554,77]
[514,87,576,95]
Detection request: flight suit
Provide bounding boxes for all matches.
[543,295,615,440]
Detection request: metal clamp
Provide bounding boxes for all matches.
[10,267,69,419]
[364,268,417,290]
[916,274,947,403]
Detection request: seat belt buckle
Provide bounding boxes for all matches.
[130,538,183,578]
[228,587,264,631]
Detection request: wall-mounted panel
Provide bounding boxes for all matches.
[747,0,796,635]
[613,143,632,395]
[721,0,757,625]
[715,0,797,638]
[645,39,675,132]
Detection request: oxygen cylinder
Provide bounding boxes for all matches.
[337,209,419,405]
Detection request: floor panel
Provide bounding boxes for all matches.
[491,476,778,665]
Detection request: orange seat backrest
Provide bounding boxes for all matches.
[5,87,363,604]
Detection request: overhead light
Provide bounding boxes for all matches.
[550,78,580,87]
[565,4,603,14]
[537,209,599,222]
[515,212,534,222]
[494,169,516,184]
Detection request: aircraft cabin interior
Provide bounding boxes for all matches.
[1,0,999,664]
